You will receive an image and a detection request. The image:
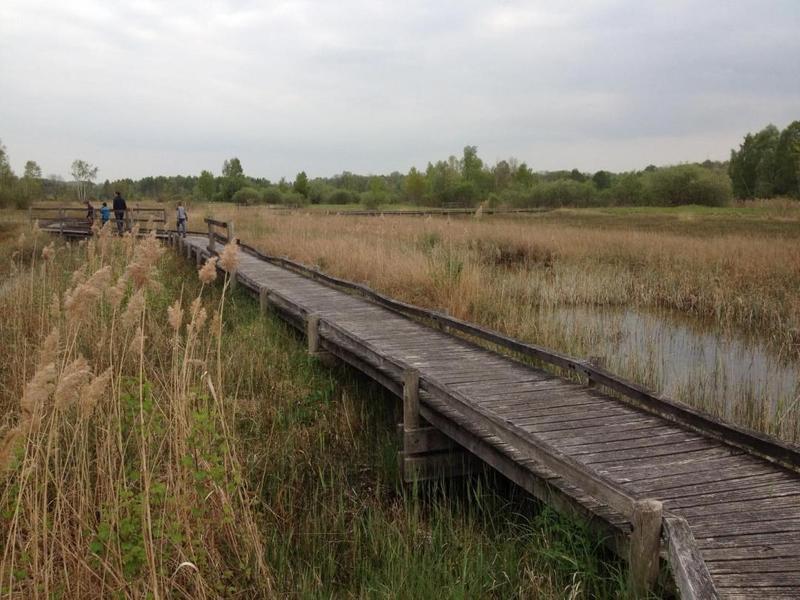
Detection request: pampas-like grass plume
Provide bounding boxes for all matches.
[64,266,112,322]
[38,327,60,368]
[79,368,112,417]
[121,289,145,329]
[167,299,184,332]
[20,363,57,422]
[219,242,240,272]
[53,357,91,409]
[41,242,55,261]
[199,256,218,284]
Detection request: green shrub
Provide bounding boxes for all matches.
[644,165,732,206]
[261,187,284,205]
[327,189,358,204]
[231,186,261,205]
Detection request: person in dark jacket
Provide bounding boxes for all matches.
[112,191,127,234]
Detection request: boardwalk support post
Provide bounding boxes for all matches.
[307,313,336,366]
[227,221,235,243]
[629,498,663,598]
[59,208,65,235]
[399,368,470,483]
[403,368,421,432]
[259,288,271,314]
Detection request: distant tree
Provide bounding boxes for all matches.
[0,140,11,177]
[569,168,587,183]
[513,162,536,187]
[493,160,512,191]
[644,164,657,172]
[21,160,43,199]
[592,170,612,190]
[404,167,426,204]
[0,140,18,208]
[775,121,800,196]
[196,169,215,201]
[70,159,98,203]
[23,160,42,179]
[222,157,243,178]
[462,146,483,183]
[277,177,289,192]
[293,171,309,197]
[729,124,780,198]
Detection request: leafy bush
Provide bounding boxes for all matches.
[231,186,261,205]
[644,165,731,206]
[327,189,358,204]
[261,188,284,205]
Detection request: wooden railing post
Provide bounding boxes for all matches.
[629,499,663,598]
[227,221,235,243]
[59,208,65,235]
[208,220,216,254]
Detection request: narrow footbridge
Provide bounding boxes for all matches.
[50,216,800,599]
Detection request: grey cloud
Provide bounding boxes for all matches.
[0,0,797,179]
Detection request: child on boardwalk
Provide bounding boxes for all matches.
[176,201,188,237]
[100,202,110,225]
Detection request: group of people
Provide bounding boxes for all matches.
[85,192,189,237]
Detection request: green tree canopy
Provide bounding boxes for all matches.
[222,157,243,178]
[195,169,215,201]
[293,171,309,197]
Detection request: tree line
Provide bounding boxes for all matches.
[1,120,797,210]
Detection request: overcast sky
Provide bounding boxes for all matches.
[1,1,798,181]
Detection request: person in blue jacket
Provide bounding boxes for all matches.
[100,202,111,226]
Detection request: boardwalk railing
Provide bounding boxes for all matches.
[203,217,235,254]
[30,205,166,233]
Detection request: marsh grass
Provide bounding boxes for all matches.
[0,222,628,598]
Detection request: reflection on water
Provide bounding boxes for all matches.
[544,306,800,438]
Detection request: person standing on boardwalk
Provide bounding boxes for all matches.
[112,191,127,234]
[85,201,95,226]
[176,201,188,237]
[100,202,110,226]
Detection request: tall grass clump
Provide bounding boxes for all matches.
[0,223,271,598]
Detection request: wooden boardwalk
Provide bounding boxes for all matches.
[173,229,800,599]
[46,216,800,599]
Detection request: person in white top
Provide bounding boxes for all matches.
[176,201,188,238]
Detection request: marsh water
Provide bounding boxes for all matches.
[538,305,800,440]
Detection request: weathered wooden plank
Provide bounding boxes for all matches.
[691,518,800,538]
[705,554,800,581]
[701,543,800,561]
[628,470,791,497]
[716,588,800,600]
[681,498,800,521]
[667,482,800,510]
